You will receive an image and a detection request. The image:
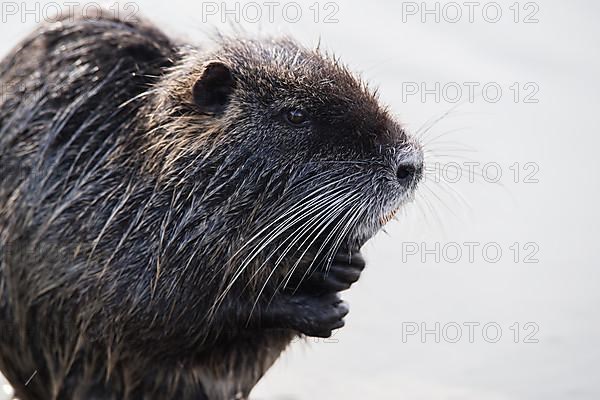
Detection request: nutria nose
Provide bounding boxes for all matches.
[396,159,422,185]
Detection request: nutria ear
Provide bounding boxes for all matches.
[192,61,235,115]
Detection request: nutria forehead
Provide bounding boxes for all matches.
[212,37,384,117]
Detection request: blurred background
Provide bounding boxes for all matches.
[1,0,599,399]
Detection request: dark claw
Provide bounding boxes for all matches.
[334,251,366,270]
[307,250,366,293]
[273,293,349,338]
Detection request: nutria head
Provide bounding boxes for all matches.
[139,38,423,300]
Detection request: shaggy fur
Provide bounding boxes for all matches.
[0,8,422,400]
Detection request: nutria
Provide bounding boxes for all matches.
[0,8,423,400]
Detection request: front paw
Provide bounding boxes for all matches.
[285,293,349,338]
[307,250,366,293]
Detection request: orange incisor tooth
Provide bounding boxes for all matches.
[380,208,399,225]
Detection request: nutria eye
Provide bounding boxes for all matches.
[283,109,310,127]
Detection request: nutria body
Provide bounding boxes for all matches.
[0,8,423,400]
